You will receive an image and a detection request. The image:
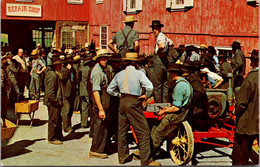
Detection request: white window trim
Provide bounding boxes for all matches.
[166,0,194,12]
[100,25,108,50]
[68,0,83,4]
[123,0,142,14]
[96,0,103,4]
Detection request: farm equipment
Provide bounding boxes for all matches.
[130,73,259,165]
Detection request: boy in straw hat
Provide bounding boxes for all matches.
[29,49,46,100]
[89,49,112,159]
[108,15,139,58]
[107,52,160,166]
[231,49,259,165]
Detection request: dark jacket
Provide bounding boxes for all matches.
[231,49,245,76]
[185,73,209,120]
[44,70,63,108]
[219,61,232,89]
[59,67,72,98]
[79,65,92,97]
[235,68,259,135]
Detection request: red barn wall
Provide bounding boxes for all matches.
[88,0,258,74]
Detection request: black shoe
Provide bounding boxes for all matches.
[119,154,133,164]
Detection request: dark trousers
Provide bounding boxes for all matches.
[231,133,259,165]
[151,109,188,150]
[153,56,168,103]
[61,98,72,132]
[90,109,108,153]
[118,94,153,166]
[48,105,63,141]
[80,96,90,127]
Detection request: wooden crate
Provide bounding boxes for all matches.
[15,100,39,113]
[1,119,17,140]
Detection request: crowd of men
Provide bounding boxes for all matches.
[1,16,259,166]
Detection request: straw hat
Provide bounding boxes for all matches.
[31,49,38,56]
[73,55,83,61]
[122,16,137,23]
[92,49,111,61]
[122,52,141,61]
[199,44,207,50]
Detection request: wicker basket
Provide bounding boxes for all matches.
[1,119,17,140]
[15,100,39,113]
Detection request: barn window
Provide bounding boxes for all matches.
[123,0,142,14]
[100,26,108,50]
[68,0,83,4]
[96,0,103,4]
[166,0,194,12]
[247,0,259,6]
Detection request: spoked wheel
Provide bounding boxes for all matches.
[167,121,194,165]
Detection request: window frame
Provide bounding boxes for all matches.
[166,0,194,12]
[68,0,83,5]
[15,0,33,2]
[100,25,108,50]
[96,0,103,4]
[123,0,142,14]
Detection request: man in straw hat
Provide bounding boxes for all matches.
[150,64,193,159]
[29,49,46,100]
[44,59,64,145]
[230,49,259,165]
[108,15,139,58]
[107,52,160,166]
[149,20,175,103]
[89,49,112,159]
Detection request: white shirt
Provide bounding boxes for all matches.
[154,32,173,53]
[13,55,27,73]
[201,67,223,82]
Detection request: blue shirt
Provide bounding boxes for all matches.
[107,66,153,97]
[172,77,193,108]
[91,63,109,91]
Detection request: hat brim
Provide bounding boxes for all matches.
[122,58,141,61]
[165,69,182,72]
[245,56,259,59]
[149,24,164,28]
[93,54,112,61]
[123,20,137,23]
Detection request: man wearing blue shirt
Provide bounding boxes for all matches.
[107,52,160,166]
[150,64,193,156]
[89,49,113,159]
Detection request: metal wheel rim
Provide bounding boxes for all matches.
[168,121,194,165]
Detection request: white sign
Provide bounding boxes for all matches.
[6,3,42,17]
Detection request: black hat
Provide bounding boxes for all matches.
[149,20,164,28]
[83,57,93,65]
[231,41,241,47]
[218,54,228,58]
[207,46,216,55]
[182,60,194,69]
[108,53,121,62]
[165,64,183,72]
[245,49,259,60]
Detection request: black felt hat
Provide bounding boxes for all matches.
[149,20,164,28]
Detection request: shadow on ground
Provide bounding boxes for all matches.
[1,138,45,160]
